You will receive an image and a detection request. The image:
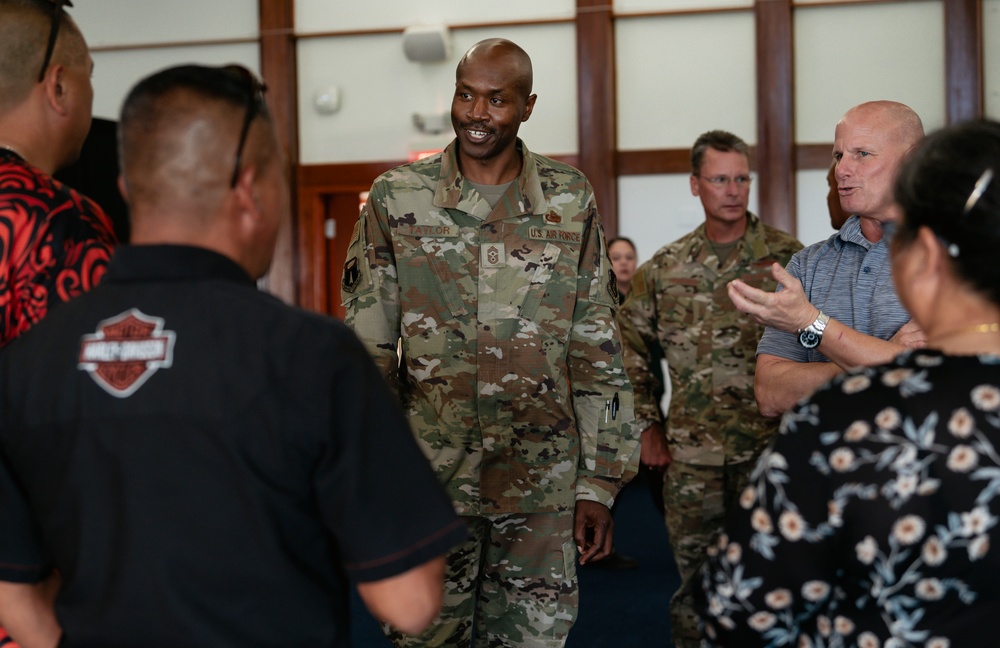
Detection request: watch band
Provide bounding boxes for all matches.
[797,310,830,349]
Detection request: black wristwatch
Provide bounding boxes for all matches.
[797,311,830,349]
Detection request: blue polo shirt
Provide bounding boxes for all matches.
[756,216,911,363]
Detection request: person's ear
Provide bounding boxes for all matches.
[231,164,265,235]
[690,174,700,198]
[914,225,947,280]
[117,175,129,204]
[41,64,70,116]
[521,93,537,122]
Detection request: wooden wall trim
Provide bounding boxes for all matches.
[616,144,831,176]
[296,17,573,41]
[754,0,796,235]
[90,37,258,53]
[944,0,983,123]
[616,149,692,176]
[299,148,832,192]
[259,0,298,304]
[576,0,618,235]
[796,143,834,170]
[298,155,582,192]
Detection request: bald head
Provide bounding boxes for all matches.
[0,0,89,113]
[457,38,533,100]
[119,65,276,224]
[839,101,924,153]
[833,100,924,228]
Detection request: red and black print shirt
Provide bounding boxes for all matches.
[0,148,117,347]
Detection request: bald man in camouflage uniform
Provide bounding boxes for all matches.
[342,38,639,648]
[618,130,801,648]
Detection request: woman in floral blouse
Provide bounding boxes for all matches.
[698,119,1000,647]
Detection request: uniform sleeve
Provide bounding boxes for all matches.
[341,182,403,392]
[755,250,809,363]
[618,263,666,432]
[313,327,466,583]
[696,403,842,646]
[568,193,640,508]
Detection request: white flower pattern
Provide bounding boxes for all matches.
[699,351,1000,647]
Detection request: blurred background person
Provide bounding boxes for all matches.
[826,159,850,230]
[608,236,638,304]
[699,119,1000,647]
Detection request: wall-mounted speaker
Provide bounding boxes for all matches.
[402,25,451,63]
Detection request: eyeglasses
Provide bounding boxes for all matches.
[38,0,74,83]
[696,174,752,188]
[226,65,268,188]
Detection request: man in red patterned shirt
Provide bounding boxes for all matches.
[0,0,117,350]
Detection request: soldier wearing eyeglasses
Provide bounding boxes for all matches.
[618,129,802,648]
[0,0,116,350]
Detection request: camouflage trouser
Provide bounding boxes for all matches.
[663,461,754,648]
[384,510,578,648]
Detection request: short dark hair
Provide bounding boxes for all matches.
[120,64,268,130]
[894,119,1000,305]
[607,237,636,254]
[118,64,273,211]
[691,130,750,174]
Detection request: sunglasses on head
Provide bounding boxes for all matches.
[38,0,74,83]
[224,65,268,188]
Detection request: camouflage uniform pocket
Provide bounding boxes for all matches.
[518,243,562,322]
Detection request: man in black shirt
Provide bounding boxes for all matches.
[0,64,465,647]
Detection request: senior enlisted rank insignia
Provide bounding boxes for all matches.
[482,242,506,268]
[342,257,361,292]
[607,269,619,303]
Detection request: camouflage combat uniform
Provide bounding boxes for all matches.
[342,139,639,648]
[617,213,801,648]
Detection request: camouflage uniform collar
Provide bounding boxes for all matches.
[690,211,771,268]
[433,138,547,222]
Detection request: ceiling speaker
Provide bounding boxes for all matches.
[402,25,451,63]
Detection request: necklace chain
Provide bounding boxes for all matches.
[936,322,1000,342]
[957,322,1000,334]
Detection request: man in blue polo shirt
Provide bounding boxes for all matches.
[728,100,927,417]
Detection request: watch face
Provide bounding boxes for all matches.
[799,329,821,349]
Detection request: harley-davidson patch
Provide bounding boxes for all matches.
[78,308,176,398]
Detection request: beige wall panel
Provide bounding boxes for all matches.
[986,0,1000,120]
[91,45,261,121]
[297,24,577,164]
[73,0,258,48]
[295,0,574,34]
[794,1,945,142]
[616,13,756,151]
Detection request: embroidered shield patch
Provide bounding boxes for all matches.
[78,308,176,398]
[342,256,361,292]
[607,269,619,303]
